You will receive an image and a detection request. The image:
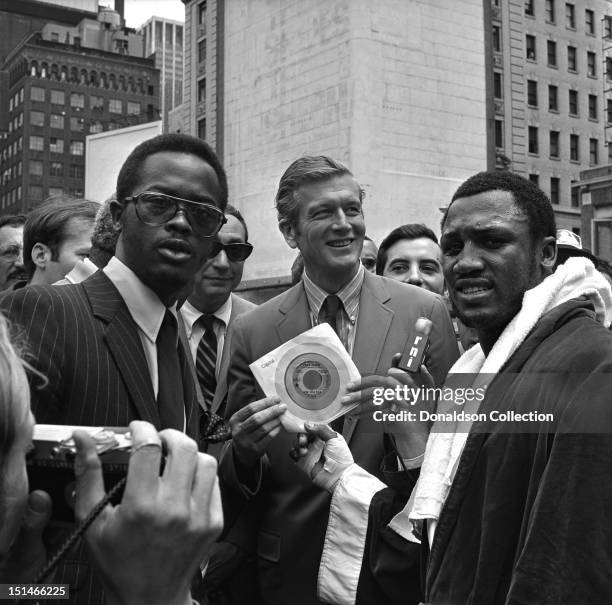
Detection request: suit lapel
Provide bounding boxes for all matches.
[276,284,312,343]
[84,271,161,428]
[345,273,394,443]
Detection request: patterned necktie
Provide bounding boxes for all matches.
[319,294,346,433]
[195,314,231,444]
[156,310,184,430]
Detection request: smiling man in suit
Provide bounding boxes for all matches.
[0,133,228,605]
[219,155,459,605]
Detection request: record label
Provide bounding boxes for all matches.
[283,352,340,410]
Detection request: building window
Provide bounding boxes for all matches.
[30,86,45,102]
[29,186,43,202]
[529,174,539,186]
[526,35,536,61]
[50,89,64,105]
[30,111,45,127]
[571,181,579,207]
[493,72,503,99]
[49,137,64,153]
[525,0,534,16]
[29,160,43,176]
[198,118,206,140]
[527,80,538,107]
[50,114,64,129]
[48,187,64,197]
[89,121,103,134]
[565,3,575,28]
[547,40,557,67]
[70,93,84,108]
[127,101,141,115]
[545,0,555,23]
[608,99,612,123]
[49,161,63,177]
[605,16,612,39]
[550,177,560,204]
[198,1,207,25]
[198,39,207,64]
[90,95,104,111]
[550,130,560,158]
[589,138,598,164]
[70,117,83,131]
[585,9,595,35]
[607,57,612,80]
[198,78,207,103]
[548,85,558,111]
[70,141,84,156]
[29,136,44,151]
[492,25,501,52]
[569,90,578,115]
[567,46,577,72]
[109,99,122,114]
[494,119,503,148]
[570,134,579,161]
[70,164,84,179]
[587,51,596,77]
[588,94,598,120]
[528,126,538,154]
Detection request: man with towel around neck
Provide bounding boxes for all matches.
[296,171,612,605]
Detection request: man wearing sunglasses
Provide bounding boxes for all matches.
[0,133,228,605]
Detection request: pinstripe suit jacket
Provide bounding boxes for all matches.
[0,270,200,605]
[0,270,199,434]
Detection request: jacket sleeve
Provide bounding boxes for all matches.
[505,366,612,604]
[0,288,65,422]
[318,448,424,605]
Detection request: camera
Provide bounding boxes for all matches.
[26,425,131,523]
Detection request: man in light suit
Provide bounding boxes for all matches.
[0,133,228,605]
[219,156,459,605]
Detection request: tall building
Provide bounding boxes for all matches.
[0,9,159,214]
[139,17,184,132]
[486,0,612,232]
[182,0,486,290]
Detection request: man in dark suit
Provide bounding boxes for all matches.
[0,133,228,604]
[218,155,459,605]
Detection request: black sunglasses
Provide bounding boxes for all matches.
[209,241,253,262]
[125,191,227,238]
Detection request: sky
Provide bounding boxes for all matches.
[103,0,185,29]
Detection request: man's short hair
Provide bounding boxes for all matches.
[443,171,556,244]
[23,197,98,278]
[0,215,26,230]
[89,194,121,268]
[376,224,439,275]
[275,155,364,228]
[225,204,249,241]
[116,133,228,211]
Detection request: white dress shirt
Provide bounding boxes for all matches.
[103,256,178,398]
[180,296,232,380]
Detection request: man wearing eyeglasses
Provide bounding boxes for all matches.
[0,134,228,605]
[181,204,256,445]
[0,214,27,292]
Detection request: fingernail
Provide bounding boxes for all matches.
[304,422,315,430]
[340,396,350,404]
[346,381,355,389]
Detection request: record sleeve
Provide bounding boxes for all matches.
[249,323,361,432]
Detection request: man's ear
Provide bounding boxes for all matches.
[539,235,557,270]
[31,242,52,270]
[279,219,298,249]
[109,198,125,231]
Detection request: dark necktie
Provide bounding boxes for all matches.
[195,314,231,444]
[319,294,346,433]
[156,310,184,430]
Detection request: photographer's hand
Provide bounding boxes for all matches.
[0,490,51,582]
[73,421,223,605]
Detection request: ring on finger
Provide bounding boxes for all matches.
[131,437,163,455]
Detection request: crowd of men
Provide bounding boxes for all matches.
[0,132,611,605]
